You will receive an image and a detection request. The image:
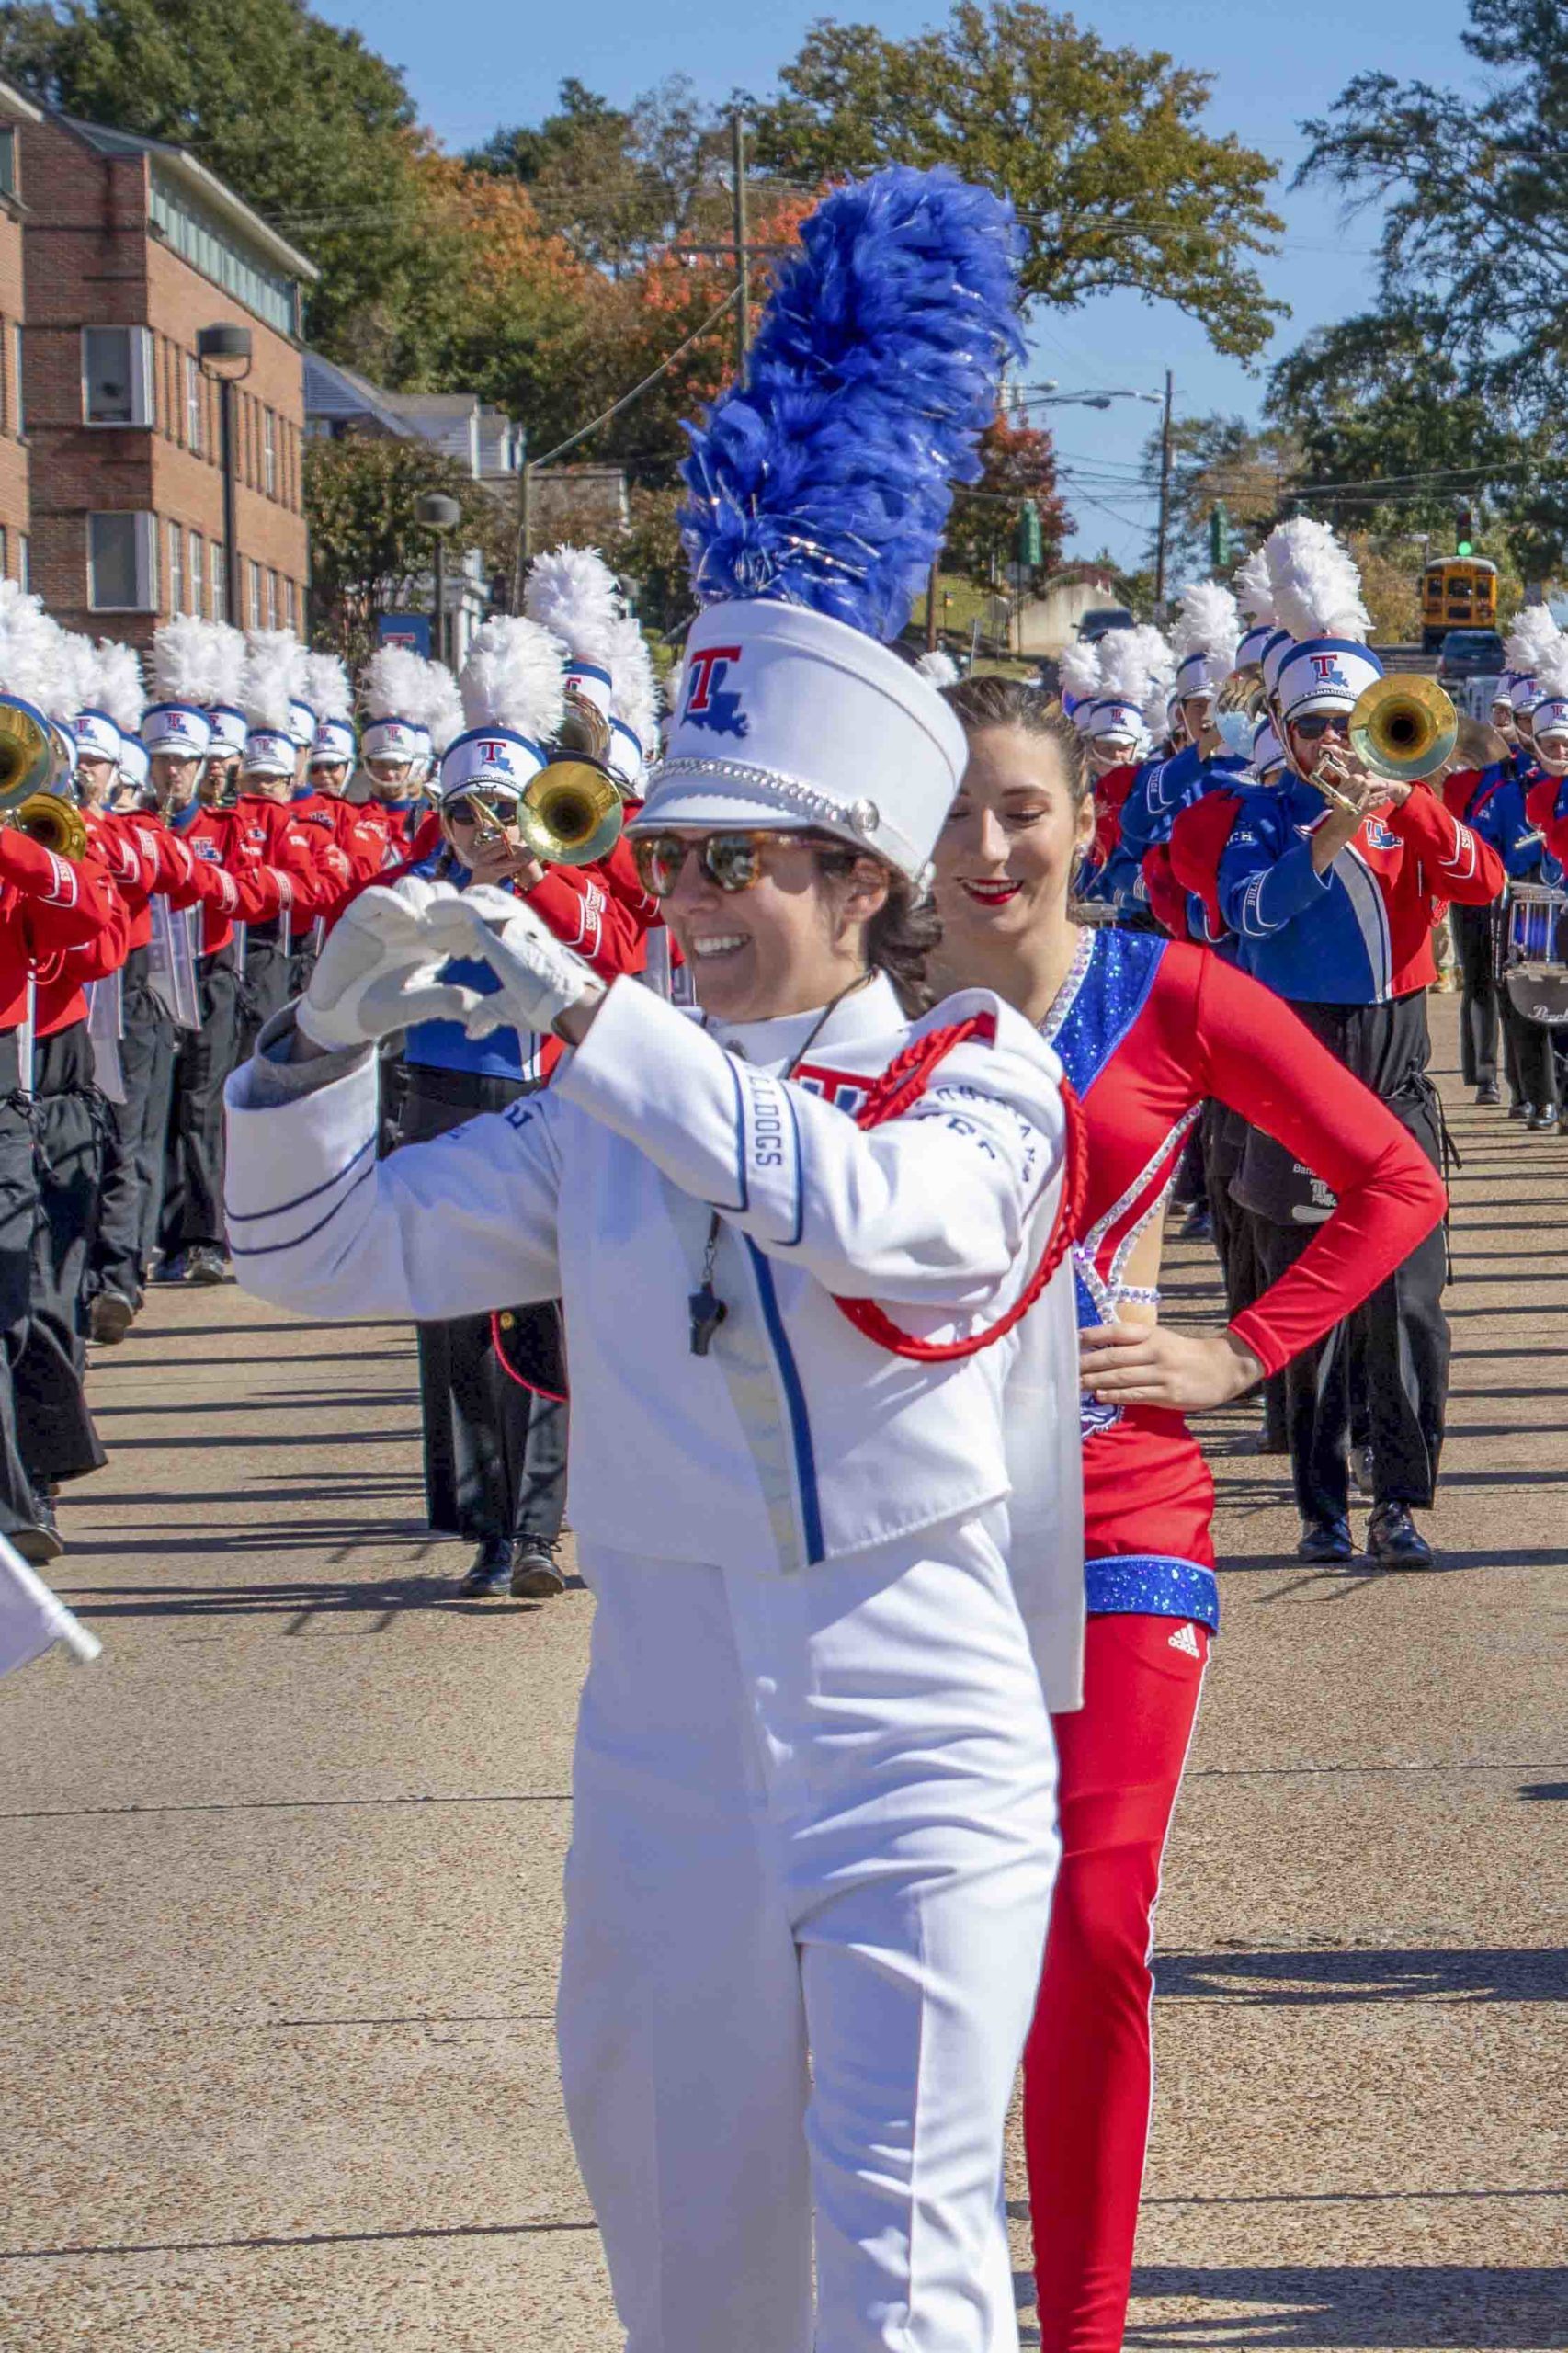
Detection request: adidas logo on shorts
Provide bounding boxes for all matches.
[1167,1622,1201,1658]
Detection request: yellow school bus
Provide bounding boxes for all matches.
[1420,558,1497,650]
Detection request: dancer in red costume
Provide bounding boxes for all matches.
[930,676,1447,2353]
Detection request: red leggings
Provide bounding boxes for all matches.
[1023,1609,1210,2353]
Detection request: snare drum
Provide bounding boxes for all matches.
[1504,883,1568,1026]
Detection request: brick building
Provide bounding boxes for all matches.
[0,78,41,585]
[18,112,317,649]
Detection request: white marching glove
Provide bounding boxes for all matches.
[296,877,506,1051]
[422,884,597,1036]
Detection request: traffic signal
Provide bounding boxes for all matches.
[1016,499,1044,571]
[1456,506,1475,557]
[1208,501,1232,569]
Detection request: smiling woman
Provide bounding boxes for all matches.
[930,675,1449,2353]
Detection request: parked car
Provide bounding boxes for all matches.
[1076,606,1134,642]
[1437,629,1506,680]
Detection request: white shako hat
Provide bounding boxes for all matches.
[1232,544,1277,676]
[633,165,1025,884]
[119,734,150,794]
[241,627,308,776]
[144,613,216,758]
[1252,717,1289,780]
[359,644,428,765]
[75,637,144,767]
[525,544,619,721]
[608,610,659,793]
[304,650,356,768]
[1530,644,1568,741]
[1171,581,1241,700]
[1058,639,1102,733]
[1259,516,1370,716]
[439,616,566,802]
[1094,623,1169,749]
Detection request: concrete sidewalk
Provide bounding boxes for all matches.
[0,995,1563,2350]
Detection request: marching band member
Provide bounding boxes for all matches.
[203,621,249,807]
[928,673,1445,2353]
[1216,524,1504,1565]
[1074,627,1158,909]
[1111,583,1246,921]
[225,165,1084,2353]
[358,646,432,856]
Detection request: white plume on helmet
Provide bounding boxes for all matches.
[209,621,246,708]
[0,583,65,716]
[1233,545,1277,627]
[1172,581,1242,667]
[421,659,466,756]
[915,647,960,690]
[459,617,568,744]
[524,545,622,674]
[1097,624,1171,711]
[152,613,222,706]
[608,613,660,756]
[1504,606,1562,680]
[360,643,428,722]
[1262,518,1371,644]
[1058,640,1102,702]
[1533,636,1568,700]
[87,638,145,733]
[242,628,308,729]
[51,631,99,726]
[303,650,352,722]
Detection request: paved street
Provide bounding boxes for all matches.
[1,994,1564,2352]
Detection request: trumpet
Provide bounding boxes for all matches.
[0,692,65,811]
[12,791,87,862]
[1311,675,1459,818]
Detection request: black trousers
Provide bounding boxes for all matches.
[1500,985,1558,1112]
[1252,994,1449,1524]
[1204,1101,1288,1448]
[0,1023,107,1523]
[160,949,240,1255]
[396,1063,568,1545]
[233,926,292,1066]
[1452,903,1500,1089]
[94,946,176,1302]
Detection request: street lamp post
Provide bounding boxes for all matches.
[196,324,253,626]
[417,492,461,667]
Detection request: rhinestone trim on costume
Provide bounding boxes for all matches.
[646,756,905,859]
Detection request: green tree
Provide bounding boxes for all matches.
[751,1,1285,360]
[1142,415,1301,583]
[0,0,451,363]
[944,416,1071,593]
[303,436,513,667]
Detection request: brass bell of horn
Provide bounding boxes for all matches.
[13,790,87,862]
[1348,675,1459,784]
[0,693,63,812]
[516,759,624,869]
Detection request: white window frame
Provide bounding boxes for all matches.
[189,529,204,619]
[262,405,277,498]
[210,546,224,622]
[17,531,28,589]
[82,325,154,428]
[185,352,202,453]
[11,323,22,436]
[167,519,184,615]
[88,512,160,611]
[246,556,261,629]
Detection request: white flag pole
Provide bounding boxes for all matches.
[0,1532,101,1677]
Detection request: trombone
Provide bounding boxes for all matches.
[1311,675,1458,819]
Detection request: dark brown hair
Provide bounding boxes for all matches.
[941,675,1091,807]
[812,838,939,1016]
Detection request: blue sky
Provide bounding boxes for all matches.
[321,0,1480,565]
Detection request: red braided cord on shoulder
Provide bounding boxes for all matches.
[831,1015,1088,1362]
[489,1311,569,1403]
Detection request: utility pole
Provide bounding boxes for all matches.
[513,454,532,611]
[1153,368,1175,617]
[731,111,751,388]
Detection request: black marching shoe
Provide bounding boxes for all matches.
[1508,1099,1530,1120]
[1528,1104,1556,1131]
[89,1288,136,1345]
[1297,1516,1353,1564]
[1366,1502,1435,1569]
[455,1536,514,1597]
[11,1492,63,1565]
[509,1536,566,1599]
[1475,1080,1501,1106]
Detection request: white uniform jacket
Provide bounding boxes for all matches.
[223,972,1086,1705]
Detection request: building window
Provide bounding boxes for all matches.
[11,323,21,436]
[148,164,300,340]
[0,527,8,581]
[82,326,155,427]
[263,406,277,497]
[0,314,7,436]
[264,566,277,627]
[89,513,159,610]
[283,575,296,630]
[167,520,184,614]
[185,353,202,454]
[210,546,224,622]
[0,129,16,203]
[189,529,204,618]
[247,556,261,628]
[17,532,27,589]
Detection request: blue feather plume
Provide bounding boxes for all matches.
[678,165,1025,642]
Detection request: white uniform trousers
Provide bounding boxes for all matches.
[557,1508,1060,2352]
